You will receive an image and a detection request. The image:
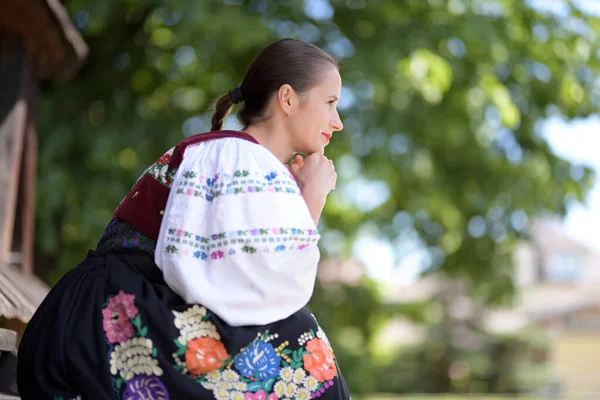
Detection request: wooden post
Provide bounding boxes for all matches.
[0,32,36,274]
[0,33,29,272]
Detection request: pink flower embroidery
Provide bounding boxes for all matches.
[187,188,194,195]
[298,244,310,250]
[245,390,278,400]
[211,251,224,260]
[102,290,138,344]
[177,230,184,237]
[267,187,275,192]
[272,228,280,234]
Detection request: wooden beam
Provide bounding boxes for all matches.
[0,34,29,269]
[0,0,88,80]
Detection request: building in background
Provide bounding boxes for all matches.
[380,219,600,395]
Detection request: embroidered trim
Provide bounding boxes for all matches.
[140,148,176,188]
[162,227,319,259]
[175,170,301,201]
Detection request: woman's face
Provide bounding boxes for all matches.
[288,66,343,155]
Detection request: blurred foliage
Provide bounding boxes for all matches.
[375,281,551,395]
[35,0,600,395]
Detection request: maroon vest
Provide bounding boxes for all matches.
[113,131,259,241]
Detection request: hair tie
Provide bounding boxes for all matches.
[229,87,244,104]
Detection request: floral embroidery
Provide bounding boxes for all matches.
[186,337,229,375]
[141,147,176,188]
[123,375,169,400]
[172,305,231,377]
[175,169,301,201]
[102,291,169,398]
[173,325,341,399]
[163,226,319,259]
[234,339,281,380]
[102,290,138,343]
[173,305,220,344]
[303,339,337,382]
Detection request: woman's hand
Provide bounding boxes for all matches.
[287,153,337,225]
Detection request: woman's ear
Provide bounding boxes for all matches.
[277,84,298,116]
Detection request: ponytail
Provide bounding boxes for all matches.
[210,94,235,131]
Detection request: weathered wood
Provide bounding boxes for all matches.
[0,33,29,271]
[0,329,16,352]
[0,0,88,80]
[11,57,38,274]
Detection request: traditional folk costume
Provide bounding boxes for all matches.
[18,131,351,400]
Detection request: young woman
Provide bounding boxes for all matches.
[18,38,350,400]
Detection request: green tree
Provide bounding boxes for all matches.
[36,0,598,394]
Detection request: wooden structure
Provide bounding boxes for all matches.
[0,0,87,323]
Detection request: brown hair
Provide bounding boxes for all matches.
[210,38,338,131]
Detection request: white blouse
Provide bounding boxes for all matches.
[155,137,321,326]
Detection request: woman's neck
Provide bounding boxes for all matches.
[244,121,294,164]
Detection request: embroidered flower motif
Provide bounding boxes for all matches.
[213,387,230,400]
[302,339,337,382]
[222,369,241,383]
[279,366,294,382]
[244,390,278,400]
[173,305,220,345]
[282,383,299,398]
[123,375,169,400]
[303,376,319,391]
[292,368,307,384]
[185,337,229,375]
[234,340,281,380]
[274,381,287,397]
[109,337,163,380]
[102,290,138,344]
[157,154,172,165]
[231,391,245,400]
[297,388,311,399]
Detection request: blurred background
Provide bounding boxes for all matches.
[1,0,600,398]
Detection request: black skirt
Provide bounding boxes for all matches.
[17,246,351,400]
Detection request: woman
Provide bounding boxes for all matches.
[18,38,350,399]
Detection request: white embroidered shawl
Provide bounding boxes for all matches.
[155,137,321,326]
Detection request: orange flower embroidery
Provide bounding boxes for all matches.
[185,337,229,375]
[302,338,337,382]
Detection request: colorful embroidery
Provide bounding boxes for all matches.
[171,306,341,399]
[171,305,232,377]
[141,147,176,188]
[175,169,301,201]
[162,226,319,260]
[102,290,170,399]
[121,230,151,249]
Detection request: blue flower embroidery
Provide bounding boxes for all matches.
[275,245,286,252]
[265,172,277,181]
[234,340,281,380]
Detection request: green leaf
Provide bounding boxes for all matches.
[131,315,141,328]
[265,377,276,391]
[247,381,263,392]
[173,339,187,356]
[115,378,125,389]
